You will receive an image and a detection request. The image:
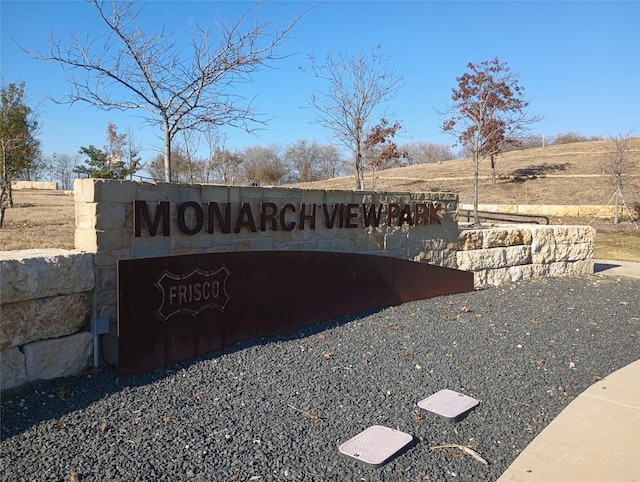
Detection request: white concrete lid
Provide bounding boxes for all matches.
[338,425,414,468]
[418,389,479,421]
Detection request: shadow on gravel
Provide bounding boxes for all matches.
[1,311,372,441]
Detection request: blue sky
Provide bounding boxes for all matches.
[2,1,639,169]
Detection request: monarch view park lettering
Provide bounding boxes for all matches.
[133,200,443,237]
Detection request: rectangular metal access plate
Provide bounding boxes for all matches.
[418,389,479,422]
[338,425,414,468]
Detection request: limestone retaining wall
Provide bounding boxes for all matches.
[11,181,59,190]
[1,180,596,390]
[0,250,95,390]
[460,203,626,218]
[458,225,595,288]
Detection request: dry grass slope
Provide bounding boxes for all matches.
[0,139,638,260]
[1,190,75,251]
[291,138,640,207]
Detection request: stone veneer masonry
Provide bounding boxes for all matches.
[0,179,595,390]
[459,203,628,219]
[1,250,95,389]
[458,225,595,289]
[11,181,59,190]
[74,179,460,361]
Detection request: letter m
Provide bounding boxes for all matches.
[134,200,170,237]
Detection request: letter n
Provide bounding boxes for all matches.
[208,202,231,233]
[134,200,170,237]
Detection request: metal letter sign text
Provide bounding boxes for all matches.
[154,266,231,321]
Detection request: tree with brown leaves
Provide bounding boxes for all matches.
[441,58,541,225]
[364,119,406,188]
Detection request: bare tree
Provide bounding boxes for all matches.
[441,58,541,225]
[49,152,79,189]
[178,127,202,183]
[496,134,543,151]
[284,139,345,183]
[208,148,244,185]
[285,139,318,183]
[27,0,308,181]
[198,127,244,184]
[123,126,143,179]
[305,45,403,190]
[105,123,126,169]
[105,123,141,178]
[601,133,638,224]
[554,132,602,145]
[147,146,203,183]
[400,141,455,164]
[315,143,345,180]
[240,144,286,185]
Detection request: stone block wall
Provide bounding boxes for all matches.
[1,180,598,391]
[0,249,95,390]
[458,225,595,288]
[74,179,461,361]
[11,181,59,190]
[459,203,624,219]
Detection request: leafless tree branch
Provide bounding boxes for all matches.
[304,45,403,190]
[23,0,311,181]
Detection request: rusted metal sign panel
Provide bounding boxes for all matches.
[117,251,474,377]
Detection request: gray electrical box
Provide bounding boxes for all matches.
[91,317,110,335]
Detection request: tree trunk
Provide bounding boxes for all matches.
[0,143,13,222]
[1,147,8,227]
[490,154,496,185]
[163,118,172,182]
[354,145,364,190]
[473,150,480,225]
[0,181,7,228]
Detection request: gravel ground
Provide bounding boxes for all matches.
[2,275,639,482]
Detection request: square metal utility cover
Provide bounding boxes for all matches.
[418,389,479,422]
[338,425,414,468]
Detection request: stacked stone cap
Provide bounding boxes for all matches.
[1,249,95,389]
[1,249,95,306]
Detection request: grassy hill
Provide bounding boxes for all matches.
[289,138,640,207]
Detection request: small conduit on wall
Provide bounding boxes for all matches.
[90,317,110,367]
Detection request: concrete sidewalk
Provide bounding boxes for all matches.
[497,360,640,481]
[498,259,640,481]
[594,259,640,279]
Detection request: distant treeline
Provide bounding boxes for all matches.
[24,131,608,189]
